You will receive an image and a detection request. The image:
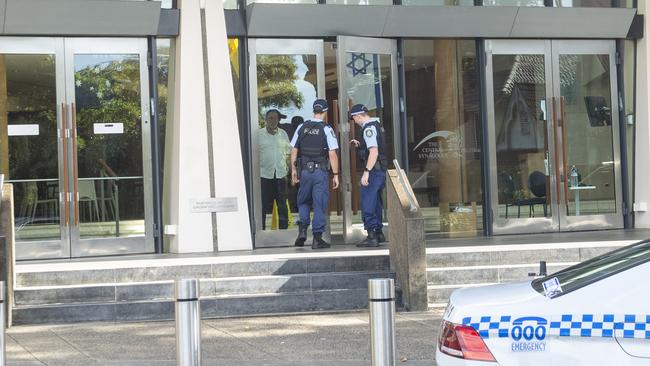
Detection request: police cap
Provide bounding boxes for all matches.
[350,104,368,116]
[313,99,329,113]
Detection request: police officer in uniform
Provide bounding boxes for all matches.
[290,99,340,249]
[349,104,387,247]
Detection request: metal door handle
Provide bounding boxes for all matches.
[551,97,562,206]
[61,103,69,226]
[559,96,569,204]
[71,102,79,226]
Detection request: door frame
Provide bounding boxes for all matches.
[485,39,624,235]
[552,40,624,232]
[3,37,153,259]
[64,38,154,257]
[336,36,400,244]
[247,38,326,247]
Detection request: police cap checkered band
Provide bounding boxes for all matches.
[350,104,368,116]
[313,99,329,112]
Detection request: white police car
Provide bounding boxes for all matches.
[436,239,650,365]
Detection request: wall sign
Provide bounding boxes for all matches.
[94,123,124,134]
[190,197,238,213]
[8,124,39,136]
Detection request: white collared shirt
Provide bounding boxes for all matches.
[259,127,291,179]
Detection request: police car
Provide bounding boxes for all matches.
[436,239,650,365]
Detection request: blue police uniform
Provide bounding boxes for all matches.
[359,119,387,232]
[291,99,339,248]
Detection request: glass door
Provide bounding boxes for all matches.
[248,39,325,247]
[1,38,153,259]
[64,38,153,257]
[552,40,623,231]
[336,36,400,244]
[486,40,623,234]
[0,38,68,259]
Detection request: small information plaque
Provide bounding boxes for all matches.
[190,197,238,213]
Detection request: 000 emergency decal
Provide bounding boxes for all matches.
[463,313,650,352]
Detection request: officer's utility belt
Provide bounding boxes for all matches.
[361,157,389,171]
[302,160,329,173]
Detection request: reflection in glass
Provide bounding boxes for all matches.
[554,0,632,7]
[0,54,60,242]
[327,0,391,4]
[402,0,473,4]
[74,54,145,239]
[561,54,616,216]
[256,54,318,231]
[344,52,394,227]
[492,54,550,221]
[404,40,483,237]
[483,0,544,5]
[247,0,316,4]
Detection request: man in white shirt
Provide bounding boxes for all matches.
[259,109,292,230]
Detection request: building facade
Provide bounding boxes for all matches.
[0,0,646,260]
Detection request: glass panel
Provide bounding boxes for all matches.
[483,0,544,5]
[74,54,145,239]
[561,54,616,216]
[247,0,316,4]
[157,39,171,189]
[402,0,474,4]
[492,54,551,220]
[256,54,318,232]
[554,0,632,7]
[343,52,394,228]
[405,40,483,237]
[0,54,60,242]
[327,0,391,4]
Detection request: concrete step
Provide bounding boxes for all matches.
[426,263,573,286]
[16,255,390,287]
[13,289,373,325]
[426,246,618,268]
[14,271,394,306]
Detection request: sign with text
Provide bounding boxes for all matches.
[190,197,238,213]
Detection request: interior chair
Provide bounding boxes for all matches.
[30,181,59,224]
[78,180,101,222]
[499,171,547,219]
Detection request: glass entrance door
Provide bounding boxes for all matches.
[336,36,400,244]
[486,40,623,234]
[248,39,325,247]
[64,38,153,257]
[0,38,153,259]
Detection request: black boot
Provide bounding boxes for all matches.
[312,233,330,249]
[375,229,386,243]
[356,230,379,247]
[295,223,308,247]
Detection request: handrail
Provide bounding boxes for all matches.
[393,159,418,213]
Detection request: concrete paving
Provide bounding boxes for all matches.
[5,309,443,365]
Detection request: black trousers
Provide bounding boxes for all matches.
[261,177,289,230]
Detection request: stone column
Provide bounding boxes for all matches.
[204,0,252,251]
[163,0,253,253]
[163,0,214,253]
[0,184,15,327]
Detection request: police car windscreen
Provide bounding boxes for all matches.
[531,239,650,298]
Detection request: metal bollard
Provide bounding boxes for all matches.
[0,281,5,366]
[368,278,396,366]
[175,279,201,366]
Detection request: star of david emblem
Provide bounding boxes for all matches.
[347,53,372,77]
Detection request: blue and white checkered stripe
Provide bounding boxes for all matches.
[461,314,650,340]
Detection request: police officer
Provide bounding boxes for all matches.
[349,104,387,247]
[290,99,340,249]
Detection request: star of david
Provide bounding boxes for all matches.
[346,53,372,77]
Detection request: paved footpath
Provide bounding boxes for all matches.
[6,310,443,365]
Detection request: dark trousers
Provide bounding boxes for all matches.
[361,169,386,231]
[297,169,329,234]
[261,177,289,230]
